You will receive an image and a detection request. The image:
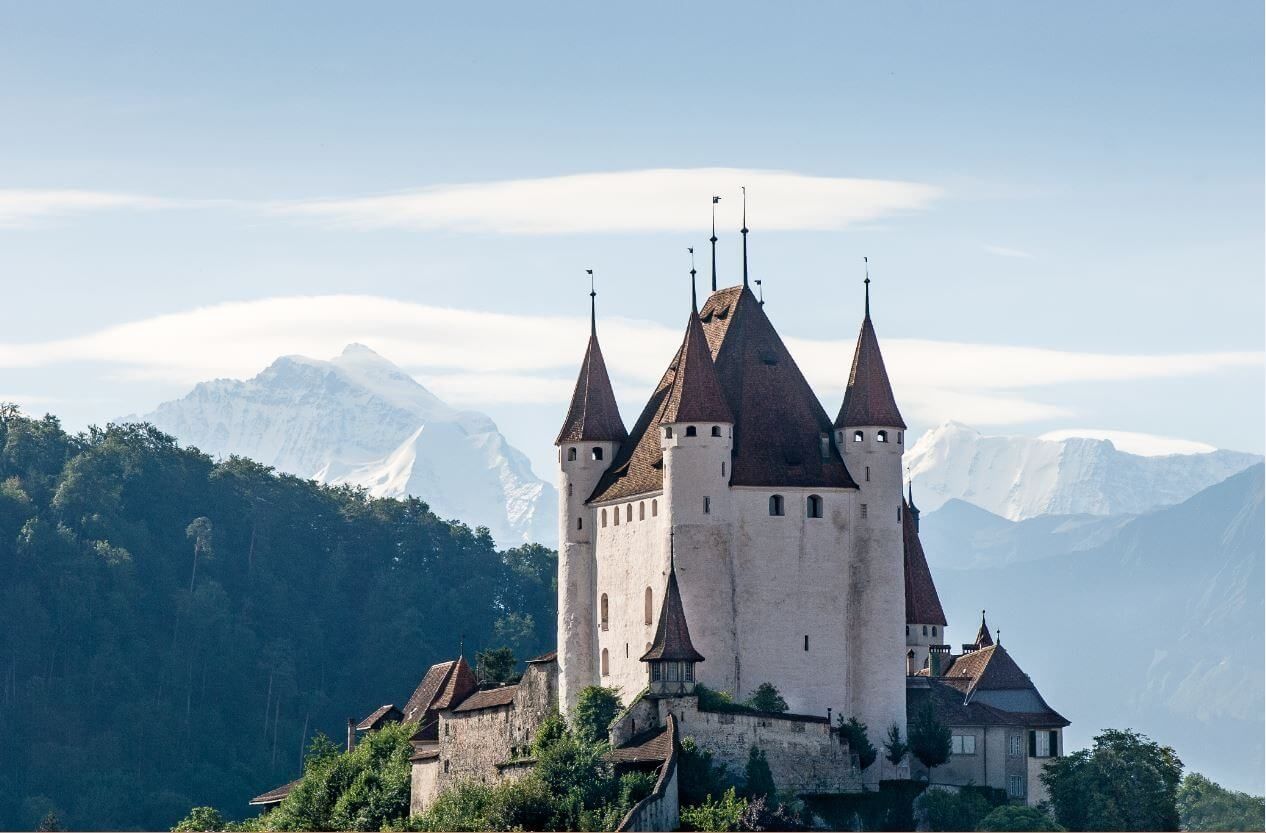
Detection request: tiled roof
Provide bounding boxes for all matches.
[903,499,947,626]
[974,612,994,648]
[452,684,518,713]
[640,562,704,663]
[526,650,557,664]
[834,314,906,429]
[661,308,733,425]
[556,331,628,445]
[433,656,478,710]
[589,285,858,503]
[907,680,1028,727]
[409,744,440,762]
[356,704,402,731]
[402,660,457,724]
[941,644,1041,695]
[606,726,672,764]
[249,779,300,806]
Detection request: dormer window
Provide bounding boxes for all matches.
[685,426,697,437]
[853,431,864,442]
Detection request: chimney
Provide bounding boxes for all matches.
[906,649,917,676]
[347,717,356,752]
[961,643,977,654]
[928,644,951,677]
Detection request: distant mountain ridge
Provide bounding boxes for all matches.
[907,421,1261,520]
[133,344,556,547]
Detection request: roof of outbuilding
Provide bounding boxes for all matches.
[903,499,947,626]
[356,704,402,731]
[452,684,518,713]
[249,779,300,806]
[640,559,704,663]
[526,650,557,664]
[835,313,906,430]
[606,726,673,764]
[402,660,457,724]
[556,331,628,445]
[432,656,478,710]
[588,285,858,503]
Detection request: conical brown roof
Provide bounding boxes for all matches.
[974,612,994,648]
[835,315,906,429]
[903,498,947,626]
[556,332,627,445]
[640,561,704,663]
[661,308,732,425]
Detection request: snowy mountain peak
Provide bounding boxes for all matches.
[136,345,556,547]
[907,421,1261,520]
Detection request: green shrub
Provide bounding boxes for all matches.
[913,788,992,832]
[681,788,748,832]
[1042,728,1183,831]
[837,716,878,771]
[571,685,623,743]
[977,804,1064,831]
[744,683,788,713]
[171,807,226,832]
[742,746,776,800]
[679,737,734,807]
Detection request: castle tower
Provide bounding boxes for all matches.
[659,283,736,692]
[835,275,908,759]
[555,286,627,713]
[640,534,705,696]
[903,483,948,673]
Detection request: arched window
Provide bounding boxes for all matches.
[906,625,910,636]
[601,509,607,527]
[922,625,928,636]
[639,502,645,520]
[601,649,609,676]
[877,430,888,443]
[722,462,726,477]
[626,504,632,522]
[592,447,604,461]
[897,432,903,444]
[711,426,722,437]
[568,483,574,497]
[651,499,658,517]
[807,494,823,518]
[853,430,864,442]
[567,447,577,461]
[685,426,697,437]
[613,508,620,526]
[769,494,785,516]
[664,426,673,439]
[932,626,938,637]
[600,594,609,630]
[644,587,653,625]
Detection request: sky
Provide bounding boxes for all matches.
[0,1,1262,483]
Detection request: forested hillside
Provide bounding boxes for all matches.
[0,406,556,831]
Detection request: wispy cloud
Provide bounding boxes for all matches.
[0,295,1260,427]
[982,244,1033,258]
[274,168,944,234]
[0,189,173,228]
[1037,429,1218,457]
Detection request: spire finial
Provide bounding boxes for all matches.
[755,278,764,306]
[741,186,749,288]
[864,256,871,319]
[688,247,697,311]
[459,633,465,658]
[710,195,720,292]
[586,269,596,336]
[996,629,1001,646]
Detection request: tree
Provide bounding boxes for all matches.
[570,685,622,743]
[978,804,1065,831]
[836,715,878,771]
[908,701,951,777]
[170,807,227,832]
[1177,773,1265,832]
[36,810,62,832]
[883,723,909,768]
[1042,728,1183,831]
[680,787,748,832]
[475,646,518,684]
[678,737,733,807]
[742,746,776,800]
[744,682,788,713]
[912,788,991,832]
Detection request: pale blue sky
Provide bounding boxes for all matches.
[0,1,1262,479]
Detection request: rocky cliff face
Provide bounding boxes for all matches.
[136,343,556,547]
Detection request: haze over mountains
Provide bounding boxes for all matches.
[134,344,556,547]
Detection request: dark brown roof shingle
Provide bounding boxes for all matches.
[556,331,628,445]
[661,308,733,425]
[402,660,457,724]
[835,314,906,429]
[640,562,704,663]
[453,684,518,713]
[904,499,947,626]
[433,656,478,710]
[356,704,402,731]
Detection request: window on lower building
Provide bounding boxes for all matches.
[684,663,694,682]
[1010,734,1022,757]
[652,663,662,682]
[567,447,577,461]
[1030,730,1055,758]
[639,501,645,520]
[667,662,679,682]
[853,430,864,442]
[951,735,977,755]
[1008,775,1024,798]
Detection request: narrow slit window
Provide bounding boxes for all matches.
[703,496,711,515]
[601,594,609,630]
[804,635,809,651]
[644,588,653,625]
[651,499,658,517]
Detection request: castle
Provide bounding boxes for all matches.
[249,227,1070,828]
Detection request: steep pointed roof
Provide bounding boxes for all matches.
[662,308,733,424]
[903,498,947,626]
[431,655,477,710]
[640,561,704,663]
[402,659,460,723]
[556,330,628,445]
[975,612,994,648]
[835,314,906,429]
[588,285,857,503]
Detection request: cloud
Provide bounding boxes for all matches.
[1037,429,1218,457]
[0,190,173,228]
[0,295,1259,425]
[982,244,1033,258]
[275,168,943,234]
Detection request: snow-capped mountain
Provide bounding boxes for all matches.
[134,344,556,547]
[906,421,1261,520]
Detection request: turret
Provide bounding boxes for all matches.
[904,483,947,674]
[556,276,627,713]
[836,268,907,773]
[640,533,705,696]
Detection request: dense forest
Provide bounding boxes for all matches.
[0,406,556,831]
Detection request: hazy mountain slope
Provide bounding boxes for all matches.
[135,344,556,547]
[907,421,1260,520]
[927,464,1265,794]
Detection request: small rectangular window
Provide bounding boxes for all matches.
[1009,734,1022,756]
[1008,775,1023,797]
[860,503,868,519]
[703,496,711,514]
[951,735,976,755]
[865,466,870,482]
[804,635,809,651]
[1035,731,1050,757]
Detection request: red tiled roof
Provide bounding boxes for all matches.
[606,726,672,764]
[453,684,518,713]
[556,332,628,445]
[433,656,478,710]
[249,779,300,806]
[904,499,947,626]
[356,704,402,731]
[640,563,704,663]
[941,644,1033,694]
[589,285,858,503]
[834,314,906,429]
[402,660,457,724]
